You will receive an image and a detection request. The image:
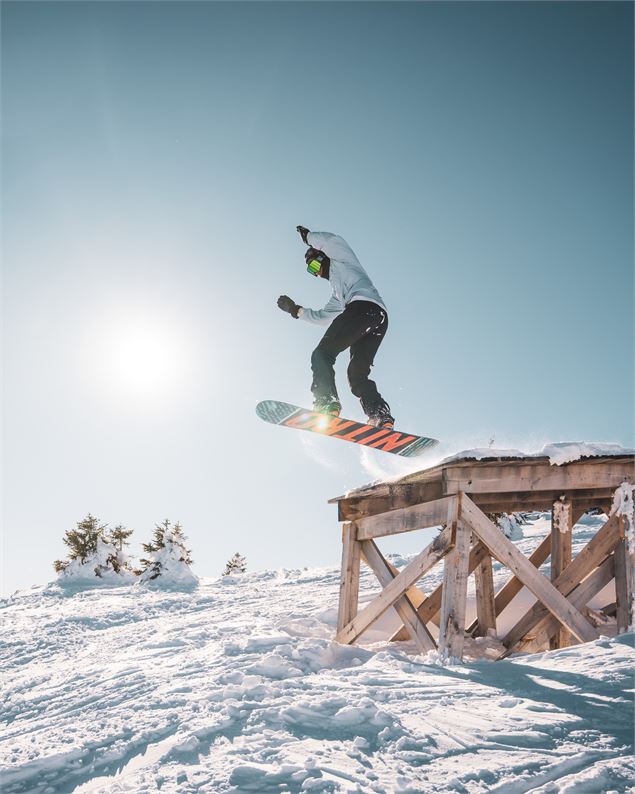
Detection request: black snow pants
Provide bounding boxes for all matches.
[310,300,391,418]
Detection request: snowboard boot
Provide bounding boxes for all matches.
[313,397,342,417]
[367,408,395,429]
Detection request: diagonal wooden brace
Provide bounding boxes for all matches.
[515,554,616,654]
[360,539,436,653]
[502,512,622,651]
[461,495,598,644]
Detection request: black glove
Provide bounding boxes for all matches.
[277,295,301,318]
[296,225,310,244]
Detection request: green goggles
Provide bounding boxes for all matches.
[306,258,322,276]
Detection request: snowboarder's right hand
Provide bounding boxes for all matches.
[296,226,310,244]
[277,295,301,318]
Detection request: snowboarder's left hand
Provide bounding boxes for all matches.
[296,226,310,244]
[277,295,301,318]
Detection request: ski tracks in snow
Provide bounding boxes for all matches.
[1,523,634,793]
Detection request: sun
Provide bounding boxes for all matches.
[109,322,177,394]
[88,305,194,406]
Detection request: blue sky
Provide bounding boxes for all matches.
[2,1,633,594]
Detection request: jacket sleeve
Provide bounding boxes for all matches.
[306,231,356,262]
[299,292,343,326]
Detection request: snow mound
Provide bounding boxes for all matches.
[138,526,199,588]
[56,537,135,586]
[441,441,633,467]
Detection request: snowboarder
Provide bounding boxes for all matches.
[277,226,394,428]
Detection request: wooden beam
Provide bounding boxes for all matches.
[355,496,454,541]
[442,460,633,497]
[502,512,622,651]
[468,507,586,635]
[414,541,489,635]
[335,481,444,521]
[467,532,552,635]
[336,523,454,645]
[461,495,597,644]
[360,540,436,653]
[438,496,471,659]
[473,551,496,637]
[386,559,428,642]
[469,490,615,514]
[337,523,361,634]
[614,518,634,633]
[516,555,616,654]
[551,500,573,648]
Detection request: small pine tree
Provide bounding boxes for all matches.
[54,514,135,579]
[224,552,247,576]
[109,524,135,573]
[139,519,194,582]
[111,524,134,550]
[60,513,108,564]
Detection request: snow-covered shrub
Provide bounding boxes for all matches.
[54,514,136,583]
[494,513,524,541]
[224,552,247,576]
[138,520,198,586]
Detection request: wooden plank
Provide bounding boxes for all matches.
[386,559,427,642]
[502,512,622,651]
[413,541,489,634]
[360,540,436,653]
[516,556,616,654]
[461,495,597,644]
[442,460,634,497]
[337,523,361,634]
[473,552,496,637]
[614,520,634,633]
[468,506,586,635]
[331,456,633,506]
[438,496,471,659]
[355,496,454,541]
[397,455,634,490]
[385,559,427,608]
[334,480,444,521]
[470,490,615,513]
[551,500,573,648]
[467,532,552,635]
[336,523,454,645]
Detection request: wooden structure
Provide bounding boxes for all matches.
[330,454,634,660]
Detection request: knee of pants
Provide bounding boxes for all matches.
[311,346,336,370]
[347,359,371,392]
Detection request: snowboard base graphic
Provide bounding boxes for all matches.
[256,400,438,457]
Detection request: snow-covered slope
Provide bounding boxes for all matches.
[2,516,634,793]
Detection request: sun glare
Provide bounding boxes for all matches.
[88,305,195,407]
[110,324,176,392]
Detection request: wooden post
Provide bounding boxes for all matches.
[337,523,361,634]
[551,499,573,648]
[614,516,634,633]
[438,495,471,659]
[473,549,496,637]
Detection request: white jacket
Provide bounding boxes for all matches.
[299,231,387,326]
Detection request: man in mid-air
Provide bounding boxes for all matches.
[277,225,394,429]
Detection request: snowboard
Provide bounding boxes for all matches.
[256,400,438,458]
